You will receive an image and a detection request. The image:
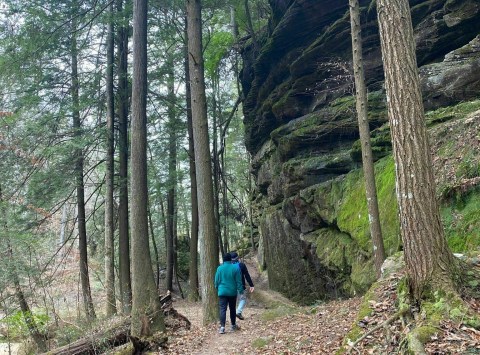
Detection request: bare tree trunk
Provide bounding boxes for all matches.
[71,10,96,320]
[244,0,257,49]
[165,54,176,293]
[148,207,161,288]
[349,0,385,278]
[230,6,238,39]
[376,0,459,300]
[222,148,229,253]
[186,0,219,324]
[117,0,132,314]
[130,0,164,336]
[184,20,200,301]
[58,204,67,248]
[247,155,256,251]
[105,1,117,317]
[211,78,224,257]
[159,194,168,251]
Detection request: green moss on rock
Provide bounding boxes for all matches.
[336,156,400,255]
[441,189,480,252]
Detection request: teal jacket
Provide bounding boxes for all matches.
[214,261,243,297]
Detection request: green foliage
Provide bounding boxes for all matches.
[176,238,191,279]
[0,311,49,340]
[204,31,234,79]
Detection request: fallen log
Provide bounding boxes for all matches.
[44,318,131,355]
[43,292,185,355]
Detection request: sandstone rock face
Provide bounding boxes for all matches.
[421,35,480,110]
[243,0,480,303]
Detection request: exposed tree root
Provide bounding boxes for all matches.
[347,310,405,354]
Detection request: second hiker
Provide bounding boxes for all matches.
[230,251,255,320]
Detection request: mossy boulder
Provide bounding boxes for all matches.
[259,207,344,304]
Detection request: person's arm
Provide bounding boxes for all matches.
[235,268,243,294]
[240,263,254,288]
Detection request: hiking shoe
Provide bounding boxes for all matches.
[236,313,244,320]
[231,324,240,331]
[219,326,225,334]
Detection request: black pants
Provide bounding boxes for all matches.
[219,295,237,327]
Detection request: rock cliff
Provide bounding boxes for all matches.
[241,0,480,303]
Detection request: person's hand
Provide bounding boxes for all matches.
[249,287,254,293]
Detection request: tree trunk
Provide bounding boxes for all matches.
[184,20,200,301]
[222,149,229,253]
[71,11,96,321]
[159,194,168,251]
[117,0,132,315]
[244,0,257,49]
[211,79,224,258]
[248,155,256,251]
[130,0,165,336]
[186,0,219,324]
[105,1,117,317]
[165,54,177,293]
[349,0,385,278]
[0,186,47,352]
[376,0,459,300]
[148,207,161,288]
[230,6,238,39]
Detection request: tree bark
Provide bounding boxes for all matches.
[349,0,385,278]
[148,206,161,288]
[186,0,219,324]
[184,20,200,301]
[117,0,132,315]
[211,79,225,258]
[244,0,257,49]
[248,155,256,251]
[130,0,165,336]
[165,54,177,293]
[71,9,96,321]
[376,0,458,300]
[105,1,117,317]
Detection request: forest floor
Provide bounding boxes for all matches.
[162,295,361,354]
[155,256,480,355]
[160,255,362,354]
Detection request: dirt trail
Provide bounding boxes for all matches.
[165,257,360,354]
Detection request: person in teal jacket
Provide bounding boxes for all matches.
[214,253,244,334]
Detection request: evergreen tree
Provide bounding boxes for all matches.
[104,0,117,317]
[130,0,165,336]
[186,0,219,324]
